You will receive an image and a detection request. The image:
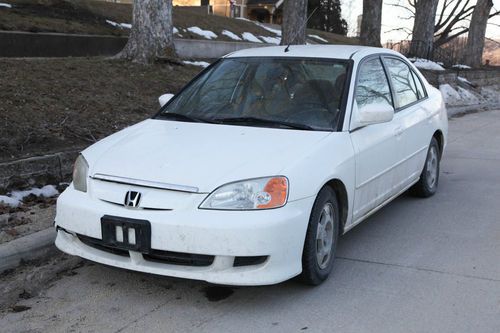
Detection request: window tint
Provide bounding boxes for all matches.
[385,57,419,108]
[355,58,393,109]
[411,70,426,99]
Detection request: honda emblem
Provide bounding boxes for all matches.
[124,191,141,208]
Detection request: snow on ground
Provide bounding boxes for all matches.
[0,185,58,207]
[458,76,473,85]
[187,26,217,40]
[440,84,462,105]
[254,22,282,36]
[183,60,210,68]
[0,3,12,8]
[260,36,281,45]
[439,84,480,106]
[222,30,242,41]
[106,20,131,29]
[452,64,472,70]
[410,58,445,71]
[308,34,328,43]
[241,32,262,43]
[173,27,179,34]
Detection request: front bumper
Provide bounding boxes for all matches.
[55,186,314,286]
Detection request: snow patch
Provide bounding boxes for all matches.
[222,30,242,41]
[0,3,12,8]
[260,36,281,45]
[187,26,217,39]
[410,58,445,71]
[452,64,472,70]
[173,27,179,34]
[254,22,282,36]
[0,185,59,208]
[458,76,472,85]
[183,60,210,68]
[439,84,461,105]
[308,34,328,43]
[242,32,262,43]
[106,20,131,29]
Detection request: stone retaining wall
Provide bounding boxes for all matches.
[0,31,263,59]
[0,150,79,193]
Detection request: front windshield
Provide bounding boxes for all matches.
[159,57,349,131]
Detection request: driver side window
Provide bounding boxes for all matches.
[355,58,393,109]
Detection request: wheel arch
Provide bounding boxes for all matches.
[324,179,348,235]
[433,130,444,159]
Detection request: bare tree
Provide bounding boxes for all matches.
[281,0,308,45]
[463,0,494,67]
[410,0,439,57]
[118,0,176,64]
[392,0,499,47]
[359,0,383,46]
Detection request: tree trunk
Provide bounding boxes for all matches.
[280,0,308,46]
[117,0,176,64]
[463,0,493,67]
[410,0,439,59]
[359,0,383,47]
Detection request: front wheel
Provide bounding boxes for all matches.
[300,187,339,285]
[411,137,440,198]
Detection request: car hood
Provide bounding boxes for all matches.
[84,119,331,193]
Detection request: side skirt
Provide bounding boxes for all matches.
[343,178,419,234]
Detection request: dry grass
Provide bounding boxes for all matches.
[0,0,358,44]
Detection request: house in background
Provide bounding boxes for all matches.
[173,0,283,24]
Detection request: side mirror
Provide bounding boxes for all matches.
[159,93,174,107]
[350,101,394,131]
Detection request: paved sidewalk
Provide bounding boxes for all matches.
[1,110,499,333]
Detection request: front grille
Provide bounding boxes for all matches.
[76,234,214,267]
[77,234,130,257]
[233,256,268,267]
[143,250,214,267]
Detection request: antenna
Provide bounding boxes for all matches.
[284,6,318,53]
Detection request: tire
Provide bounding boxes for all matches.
[411,137,440,198]
[300,187,339,285]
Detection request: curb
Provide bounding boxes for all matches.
[447,103,500,118]
[0,228,57,274]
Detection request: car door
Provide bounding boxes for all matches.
[349,56,405,223]
[383,56,432,186]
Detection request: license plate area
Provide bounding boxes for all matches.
[101,215,151,253]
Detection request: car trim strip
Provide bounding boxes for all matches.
[91,174,200,193]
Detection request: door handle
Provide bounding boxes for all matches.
[395,127,403,137]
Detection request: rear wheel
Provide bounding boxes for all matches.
[300,187,339,285]
[411,137,440,198]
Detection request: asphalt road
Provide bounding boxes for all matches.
[1,110,500,333]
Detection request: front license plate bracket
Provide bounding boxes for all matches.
[101,215,151,253]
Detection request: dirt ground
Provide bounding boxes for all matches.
[0,57,200,162]
[0,197,57,244]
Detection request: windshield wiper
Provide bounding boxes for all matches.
[213,117,315,130]
[157,112,213,124]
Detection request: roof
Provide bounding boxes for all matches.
[225,45,394,60]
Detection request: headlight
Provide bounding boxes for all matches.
[199,176,288,210]
[72,154,89,192]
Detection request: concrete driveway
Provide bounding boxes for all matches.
[1,110,499,333]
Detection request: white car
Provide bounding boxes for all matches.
[55,45,448,286]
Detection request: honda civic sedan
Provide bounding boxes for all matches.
[55,45,448,286]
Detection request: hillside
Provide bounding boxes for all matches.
[0,0,358,45]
